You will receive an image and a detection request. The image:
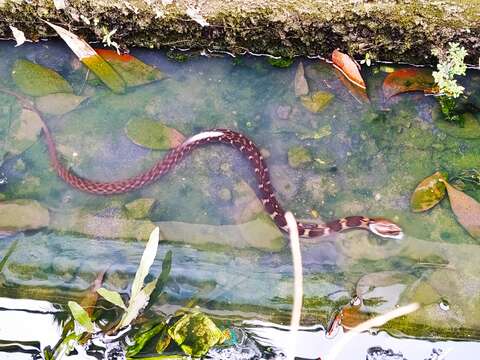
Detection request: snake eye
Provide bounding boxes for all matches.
[368,218,404,239]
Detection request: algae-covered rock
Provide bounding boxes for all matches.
[125,117,185,150]
[0,200,49,231]
[288,146,312,168]
[124,198,156,219]
[300,91,334,113]
[410,171,448,212]
[11,59,73,97]
[168,311,225,357]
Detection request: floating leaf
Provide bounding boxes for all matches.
[411,171,448,212]
[334,68,370,103]
[131,227,160,300]
[331,49,366,89]
[43,20,126,94]
[4,108,43,159]
[444,181,480,239]
[294,61,309,96]
[168,311,224,357]
[12,59,73,97]
[300,91,334,113]
[125,118,185,150]
[97,287,127,310]
[35,93,88,116]
[383,68,435,99]
[94,49,166,87]
[67,301,94,333]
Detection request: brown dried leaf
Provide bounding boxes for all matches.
[294,61,309,96]
[444,181,480,239]
[331,49,366,90]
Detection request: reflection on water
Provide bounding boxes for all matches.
[0,40,480,358]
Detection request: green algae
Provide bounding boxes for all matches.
[287,146,312,168]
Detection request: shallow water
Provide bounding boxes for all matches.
[0,41,480,359]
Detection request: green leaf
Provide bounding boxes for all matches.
[67,301,94,333]
[155,325,172,353]
[125,118,185,150]
[0,239,19,273]
[95,49,166,88]
[97,287,127,310]
[168,312,224,357]
[410,171,448,212]
[131,227,160,300]
[118,279,157,330]
[145,250,172,312]
[126,320,166,357]
[11,59,73,97]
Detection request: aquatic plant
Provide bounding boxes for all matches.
[267,57,294,68]
[431,42,468,124]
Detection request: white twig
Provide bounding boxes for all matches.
[327,302,420,360]
[284,211,303,360]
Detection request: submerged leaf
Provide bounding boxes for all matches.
[126,320,166,357]
[145,250,173,311]
[334,68,370,103]
[80,269,107,316]
[35,93,88,116]
[300,91,334,113]
[444,181,480,239]
[4,108,43,159]
[125,118,185,150]
[383,68,435,99]
[411,171,448,212]
[131,227,160,300]
[168,312,224,356]
[97,287,127,310]
[331,49,366,90]
[93,49,166,87]
[44,21,126,94]
[12,59,73,97]
[68,301,94,333]
[294,61,309,96]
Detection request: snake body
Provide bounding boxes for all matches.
[40,123,403,240]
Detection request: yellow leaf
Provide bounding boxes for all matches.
[410,172,447,212]
[43,20,126,94]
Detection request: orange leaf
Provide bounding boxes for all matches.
[383,68,434,99]
[443,181,480,239]
[331,49,366,90]
[334,69,370,104]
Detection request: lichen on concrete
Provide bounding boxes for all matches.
[0,0,479,64]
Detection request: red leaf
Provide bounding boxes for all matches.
[383,68,435,99]
[331,49,366,90]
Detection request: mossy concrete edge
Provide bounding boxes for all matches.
[1,0,479,64]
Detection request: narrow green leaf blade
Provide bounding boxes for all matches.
[145,250,172,312]
[131,227,160,300]
[97,287,127,310]
[67,301,94,333]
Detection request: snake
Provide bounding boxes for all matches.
[39,122,403,240]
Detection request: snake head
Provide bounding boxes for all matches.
[368,218,404,239]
